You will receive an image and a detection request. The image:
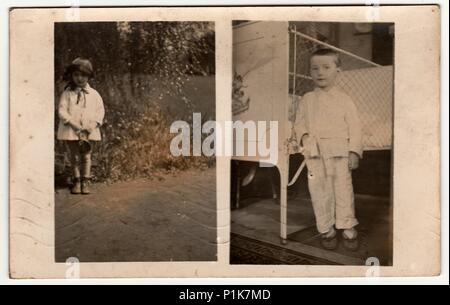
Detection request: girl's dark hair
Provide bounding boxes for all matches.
[310,48,342,67]
[63,57,94,89]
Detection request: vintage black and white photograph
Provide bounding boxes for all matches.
[8,6,441,279]
[53,21,217,262]
[230,21,394,265]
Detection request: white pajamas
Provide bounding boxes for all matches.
[294,87,363,234]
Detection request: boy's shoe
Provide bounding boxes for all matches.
[71,177,81,194]
[320,227,338,250]
[81,177,91,195]
[342,228,359,252]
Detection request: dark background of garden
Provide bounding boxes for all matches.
[54,22,215,184]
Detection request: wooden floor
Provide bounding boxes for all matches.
[230,193,392,266]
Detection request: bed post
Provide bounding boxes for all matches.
[279,156,289,245]
[280,24,297,245]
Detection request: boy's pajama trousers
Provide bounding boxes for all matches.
[305,156,359,234]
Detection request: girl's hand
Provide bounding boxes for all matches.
[85,121,99,134]
[68,120,83,132]
[348,152,360,170]
[78,130,89,141]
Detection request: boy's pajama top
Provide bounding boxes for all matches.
[294,87,363,233]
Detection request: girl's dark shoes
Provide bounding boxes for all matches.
[71,177,81,194]
[71,177,90,194]
[81,178,91,195]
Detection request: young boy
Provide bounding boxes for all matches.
[294,48,363,251]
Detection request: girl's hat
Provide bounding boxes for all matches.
[64,57,94,80]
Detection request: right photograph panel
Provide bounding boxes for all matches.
[230,21,394,266]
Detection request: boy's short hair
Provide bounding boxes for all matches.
[310,48,341,67]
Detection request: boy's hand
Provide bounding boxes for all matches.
[300,134,312,158]
[300,134,310,146]
[348,152,360,170]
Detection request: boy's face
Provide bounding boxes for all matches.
[310,54,340,89]
[72,70,89,88]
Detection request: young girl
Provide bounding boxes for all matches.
[57,58,105,194]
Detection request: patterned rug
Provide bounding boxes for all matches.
[230,233,338,265]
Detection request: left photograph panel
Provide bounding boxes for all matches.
[53,21,217,262]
